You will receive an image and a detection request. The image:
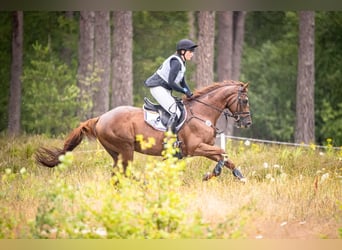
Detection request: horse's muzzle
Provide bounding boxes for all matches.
[235,114,252,128]
[243,120,252,128]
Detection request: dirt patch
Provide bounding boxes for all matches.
[245,218,340,239]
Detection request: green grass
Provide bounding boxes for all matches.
[0,134,341,239]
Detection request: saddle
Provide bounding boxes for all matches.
[143,97,187,132]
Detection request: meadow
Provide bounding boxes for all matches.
[0,134,341,239]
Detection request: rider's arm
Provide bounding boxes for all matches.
[168,58,187,93]
[180,77,191,93]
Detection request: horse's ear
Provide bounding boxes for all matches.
[243,82,249,90]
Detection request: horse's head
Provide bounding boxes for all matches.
[184,81,252,129]
[226,83,252,128]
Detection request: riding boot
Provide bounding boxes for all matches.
[166,113,183,159]
[167,113,177,134]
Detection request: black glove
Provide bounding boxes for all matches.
[183,88,193,98]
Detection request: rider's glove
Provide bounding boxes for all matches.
[183,88,193,98]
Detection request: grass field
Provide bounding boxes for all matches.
[0,134,341,239]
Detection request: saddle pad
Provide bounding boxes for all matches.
[143,108,187,133]
[144,109,167,132]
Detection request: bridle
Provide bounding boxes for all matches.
[226,86,252,128]
[185,84,251,132]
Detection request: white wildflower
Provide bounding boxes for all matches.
[20,167,27,175]
[280,173,287,180]
[263,162,269,169]
[244,140,251,146]
[95,227,107,237]
[280,221,287,227]
[320,173,329,184]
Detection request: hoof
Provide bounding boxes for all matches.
[239,178,247,183]
[202,172,212,181]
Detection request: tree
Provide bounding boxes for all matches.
[238,12,298,142]
[216,11,246,135]
[217,11,233,82]
[195,11,216,89]
[92,11,110,117]
[111,11,133,107]
[7,11,23,136]
[231,11,246,81]
[188,11,196,42]
[295,11,315,144]
[77,11,95,120]
[21,43,80,135]
[315,12,342,146]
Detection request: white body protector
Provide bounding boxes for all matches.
[150,55,186,119]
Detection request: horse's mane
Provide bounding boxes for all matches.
[184,80,245,100]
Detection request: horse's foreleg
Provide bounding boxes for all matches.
[192,143,245,182]
[222,155,246,182]
[202,159,225,181]
[191,143,226,180]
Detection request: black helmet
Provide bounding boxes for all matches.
[176,39,198,51]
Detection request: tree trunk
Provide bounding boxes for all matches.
[60,11,74,66]
[92,11,111,117]
[295,11,315,144]
[232,11,246,80]
[188,11,196,43]
[216,11,246,136]
[111,11,133,107]
[217,11,233,82]
[195,11,216,89]
[8,11,23,136]
[77,11,95,120]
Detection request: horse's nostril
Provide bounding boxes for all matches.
[245,121,252,128]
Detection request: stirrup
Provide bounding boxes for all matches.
[173,140,182,148]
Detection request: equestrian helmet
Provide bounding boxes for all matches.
[176,39,198,51]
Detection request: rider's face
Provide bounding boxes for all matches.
[184,50,194,61]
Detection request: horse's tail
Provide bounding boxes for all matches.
[36,117,99,168]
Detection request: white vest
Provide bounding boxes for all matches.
[156,55,185,84]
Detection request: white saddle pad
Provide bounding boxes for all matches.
[144,109,167,132]
[143,108,187,132]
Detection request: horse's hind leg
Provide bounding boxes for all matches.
[103,142,134,176]
[102,147,119,174]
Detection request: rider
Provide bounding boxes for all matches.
[144,38,198,133]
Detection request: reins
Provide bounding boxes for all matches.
[184,84,250,133]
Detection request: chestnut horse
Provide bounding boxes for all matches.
[36,80,252,181]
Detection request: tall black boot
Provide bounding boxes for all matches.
[167,113,177,133]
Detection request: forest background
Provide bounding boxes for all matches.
[0,11,341,146]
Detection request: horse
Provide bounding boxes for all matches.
[36,80,252,181]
